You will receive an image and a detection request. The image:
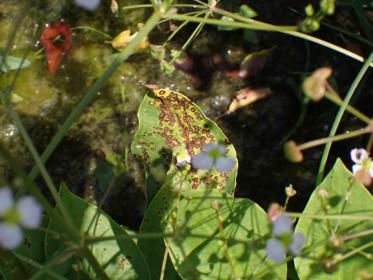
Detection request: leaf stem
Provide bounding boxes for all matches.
[316,51,373,184]
[298,126,372,150]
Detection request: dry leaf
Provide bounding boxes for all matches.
[239,47,275,78]
[111,29,149,51]
[111,0,118,13]
[226,87,272,114]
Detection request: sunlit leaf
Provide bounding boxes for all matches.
[295,159,373,279]
[163,190,287,279]
[131,88,238,194]
[111,29,149,51]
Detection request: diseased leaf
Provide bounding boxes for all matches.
[131,88,238,194]
[295,159,373,279]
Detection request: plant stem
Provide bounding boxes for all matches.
[334,241,373,264]
[298,126,371,150]
[340,229,373,242]
[316,51,373,184]
[166,13,298,31]
[80,247,110,280]
[285,212,373,221]
[0,143,54,216]
[72,26,112,39]
[200,5,373,66]
[12,252,69,280]
[325,90,371,124]
[5,108,79,237]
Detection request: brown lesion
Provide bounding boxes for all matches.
[146,89,230,190]
[152,90,216,157]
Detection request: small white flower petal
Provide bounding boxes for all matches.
[0,187,14,216]
[203,143,217,153]
[74,0,101,11]
[16,196,42,229]
[191,153,214,170]
[215,156,235,172]
[0,223,23,249]
[266,238,286,263]
[216,144,227,154]
[350,148,368,163]
[290,232,305,256]
[272,215,293,236]
[352,164,363,175]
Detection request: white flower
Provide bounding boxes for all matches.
[350,148,373,186]
[176,150,191,168]
[191,143,235,172]
[350,148,373,177]
[74,0,101,11]
[266,215,305,263]
[0,187,42,249]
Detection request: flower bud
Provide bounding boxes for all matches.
[285,184,297,197]
[303,67,332,101]
[267,203,284,222]
[284,141,304,163]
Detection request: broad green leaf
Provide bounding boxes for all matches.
[138,173,181,279]
[15,216,48,266]
[295,159,373,279]
[45,185,150,280]
[0,55,31,73]
[131,88,238,194]
[163,190,287,280]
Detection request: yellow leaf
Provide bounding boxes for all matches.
[111,29,149,51]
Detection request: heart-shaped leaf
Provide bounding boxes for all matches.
[295,159,373,279]
[45,185,150,279]
[131,88,238,194]
[163,190,287,279]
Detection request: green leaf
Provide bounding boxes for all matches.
[138,176,181,279]
[14,227,46,274]
[239,4,258,18]
[0,251,29,279]
[131,88,238,194]
[45,185,151,279]
[0,55,31,73]
[295,159,373,279]
[163,190,287,280]
[217,16,237,31]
